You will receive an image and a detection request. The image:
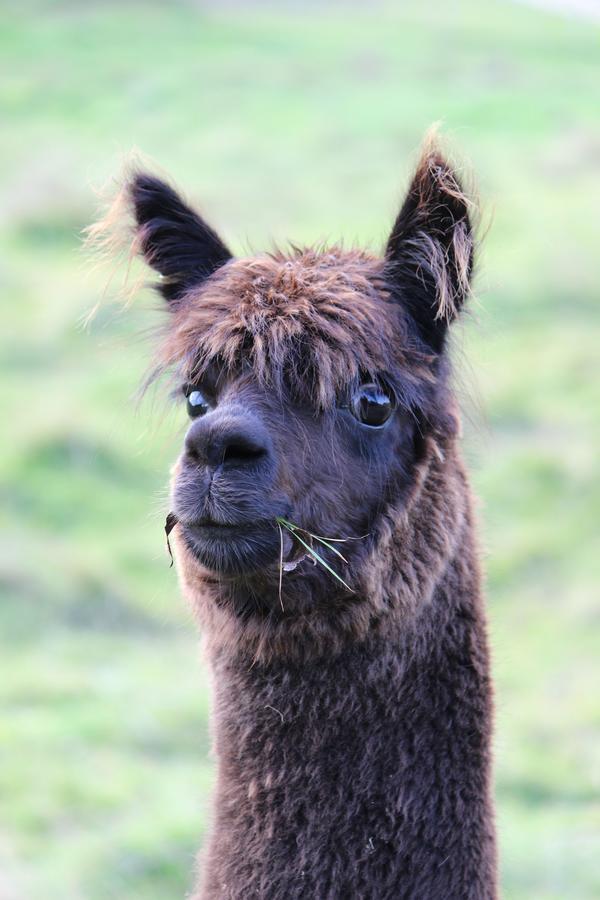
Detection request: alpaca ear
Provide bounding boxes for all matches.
[130,173,232,304]
[385,142,474,353]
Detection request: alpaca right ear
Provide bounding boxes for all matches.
[130,174,232,304]
[385,139,475,353]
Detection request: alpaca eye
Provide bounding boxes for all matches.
[186,388,211,419]
[350,383,395,427]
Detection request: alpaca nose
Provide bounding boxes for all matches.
[185,415,271,471]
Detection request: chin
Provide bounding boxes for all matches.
[181,521,282,576]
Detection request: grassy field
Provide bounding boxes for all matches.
[1,1,599,897]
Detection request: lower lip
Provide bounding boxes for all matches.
[182,520,282,576]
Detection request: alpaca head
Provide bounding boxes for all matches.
[123,139,475,657]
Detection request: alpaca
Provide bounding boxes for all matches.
[109,136,497,898]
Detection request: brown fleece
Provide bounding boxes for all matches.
[95,134,497,898]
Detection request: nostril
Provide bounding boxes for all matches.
[222,439,267,467]
[185,416,271,470]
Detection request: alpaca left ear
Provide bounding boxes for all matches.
[385,142,474,353]
[130,173,232,304]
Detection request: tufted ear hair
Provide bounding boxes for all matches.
[130,173,232,304]
[385,139,475,353]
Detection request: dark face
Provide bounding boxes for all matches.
[170,365,419,606]
[120,141,474,624]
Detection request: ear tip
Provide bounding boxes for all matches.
[415,148,461,195]
[129,171,166,191]
[415,132,476,217]
[128,171,170,203]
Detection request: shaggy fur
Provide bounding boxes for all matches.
[98,135,497,898]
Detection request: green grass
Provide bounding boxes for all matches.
[1,1,599,897]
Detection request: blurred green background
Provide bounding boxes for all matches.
[1,1,599,897]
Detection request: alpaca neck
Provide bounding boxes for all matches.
[197,551,496,899]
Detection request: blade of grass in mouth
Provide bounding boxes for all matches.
[276,517,348,563]
[277,523,285,611]
[276,518,353,592]
[165,513,178,567]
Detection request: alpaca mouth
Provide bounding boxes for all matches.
[167,514,331,581]
[178,516,286,577]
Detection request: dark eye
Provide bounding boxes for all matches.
[186,387,211,419]
[350,383,395,427]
